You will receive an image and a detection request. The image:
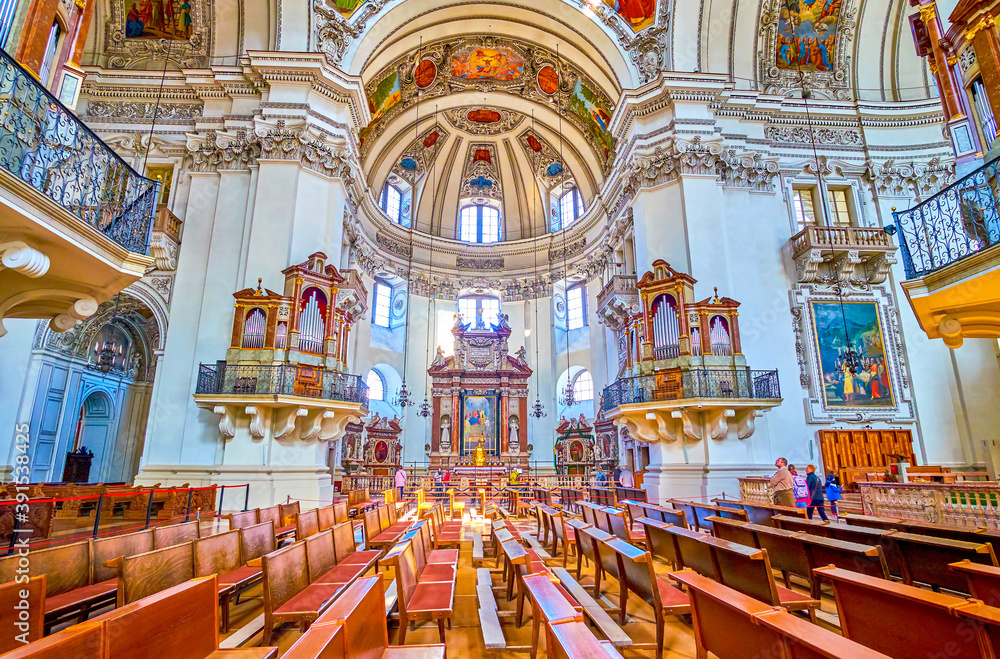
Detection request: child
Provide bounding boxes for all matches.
[825,473,843,516]
[789,465,809,509]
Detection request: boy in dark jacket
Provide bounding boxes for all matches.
[805,465,829,521]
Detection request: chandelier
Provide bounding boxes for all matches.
[418,395,431,418]
[90,294,123,375]
[530,396,547,419]
[560,381,576,408]
[395,379,414,408]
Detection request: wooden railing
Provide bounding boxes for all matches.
[738,477,773,504]
[790,225,895,258]
[858,480,1000,528]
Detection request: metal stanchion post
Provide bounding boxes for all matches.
[243,484,250,511]
[218,485,226,516]
[144,488,155,529]
[92,493,104,537]
[184,488,194,522]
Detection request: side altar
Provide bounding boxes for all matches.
[427,313,532,472]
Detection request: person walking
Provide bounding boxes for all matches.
[790,465,809,508]
[769,457,795,507]
[434,468,444,498]
[825,473,843,516]
[394,466,407,502]
[805,465,829,521]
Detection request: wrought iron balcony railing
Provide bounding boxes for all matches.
[195,362,369,407]
[893,157,1000,279]
[602,369,781,411]
[0,48,158,254]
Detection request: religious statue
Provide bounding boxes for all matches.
[440,416,451,453]
[431,346,447,367]
[508,416,519,453]
[495,313,512,331]
[515,346,527,365]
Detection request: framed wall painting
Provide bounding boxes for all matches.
[810,300,895,408]
[460,394,498,455]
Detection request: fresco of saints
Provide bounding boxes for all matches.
[604,0,656,30]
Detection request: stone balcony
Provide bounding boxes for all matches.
[791,225,897,285]
[149,204,182,271]
[596,273,640,331]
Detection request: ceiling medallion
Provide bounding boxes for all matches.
[536,66,559,95]
[414,59,437,88]
[444,107,524,135]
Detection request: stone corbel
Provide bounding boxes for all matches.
[834,250,862,285]
[794,249,825,283]
[736,409,762,439]
[866,253,897,284]
[245,405,268,438]
[302,410,335,440]
[708,409,736,440]
[320,413,362,441]
[213,405,236,439]
[275,407,309,439]
[677,409,702,442]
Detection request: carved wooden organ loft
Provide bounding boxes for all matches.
[597,259,782,443]
[228,252,368,374]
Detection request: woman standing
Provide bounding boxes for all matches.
[805,465,828,521]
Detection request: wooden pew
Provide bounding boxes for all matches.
[258,505,295,542]
[817,565,986,659]
[825,523,904,577]
[577,525,616,585]
[746,523,814,593]
[672,569,890,659]
[606,537,690,659]
[549,508,577,567]
[227,509,259,530]
[669,500,747,533]
[261,541,343,644]
[305,529,374,589]
[563,517,595,580]
[331,521,380,573]
[798,533,889,597]
[193,528,262,632]
[607,508,644,545]
[615,486,646,504]
[714,499,804,527]
[518,573,584,659]
[0,575,45,653]
[771,514,833,537]
[424,504,462,549]
[240,520,277,565]
[840,513,900,531]
[706,516,757,548]
[0,622,103,659]
[280,500,300,528]
[892,531,998,593]
[296,508,320,539]
[283,575,445,658]
[593,506,625,535]
[390,540,455,644]
[332,500,349,525]
[415,521,459,565]
[544,621,626,659]
[902,519,986,544]
[640,517,681,569]
[699,535,821,622]
[152,519,201,549]
[661,525,716,578]
[93,576,277,658]
[115,541,194,606]
[951,559,1000,607]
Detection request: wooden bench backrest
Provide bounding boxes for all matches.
[297,509,320,540]
[227,509,259,530]
[640,518,679,566]
[798,533,889,581]
[827,524,903,577]
[317,505,336,531]
[314,576,389,656]
[305,530,337,582]
[91,529,154,584]
[902,520,984,544]
[332,521,357,563]
[363,509,381,544]
[193,528,241,578]
[580,502,598,527]
[734,502,779,526]
[393,542,419,614]
[263,541,310,612]
[240,520,276,563]
[699,535,779,606]
[258,505,282,528]
[708,516,757,548]
[659,507,687,529]
[746,524,811,580]
[0,541,88,597]
[951,559,1000,607]
[153,520,201,549]
[841,514,899,531]
[377,505,391,532]
[0,622,103,659]
[120,541,195,605]
[333,500,349,525]
[387,502,399,525]
[669,501,699,531]
[773,514,833,538]
[893,531,997,593]
[280,501,301,527]
[816,565,981,659]
[0,575,44,652]
[593,508,614,534]
[101,576,219,659]
[608,511,633,542]
[666,526,716,578]
[606,538,658,607]
[578,525,615,564]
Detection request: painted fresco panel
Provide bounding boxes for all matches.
[125,0,194,40]
[776,0,842,72]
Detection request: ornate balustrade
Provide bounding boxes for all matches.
[153,204,182,242]
[790,225,895,257]
[596,273,640,331]
[195,362,369,406]
[892,157,1000,278]
[858,480,1000,528]
[738,476,773,504]
[0,47,158,254]
[602,369,781,411]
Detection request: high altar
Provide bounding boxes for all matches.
[427,313,532,473]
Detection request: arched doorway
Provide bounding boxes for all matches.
[74,391,115,482]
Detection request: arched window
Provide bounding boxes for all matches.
[573,370,594,402]
[459,204,501,243]
[559,187,583,228]
[381,184,403,223]
[366,369,386,401]
[651,294,680,359]
[458,295,501,327]
[242,308,266,349]
[297,287,327,354]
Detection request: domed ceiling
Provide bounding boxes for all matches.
[359,34,616,241]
